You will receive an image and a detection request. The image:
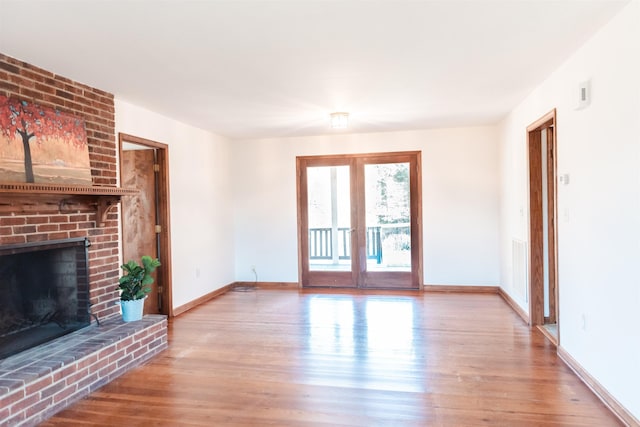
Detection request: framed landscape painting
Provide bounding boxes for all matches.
[0,95,92,185]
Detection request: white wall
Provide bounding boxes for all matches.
[115,99,235,309]
[232,127,500,286]
[498,0,640,419]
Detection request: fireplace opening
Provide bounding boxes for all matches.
[0,237,91,360]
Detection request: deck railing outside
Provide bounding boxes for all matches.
[308,226,383,263]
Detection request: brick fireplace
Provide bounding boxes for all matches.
[0,54,168,425]
[0,238,91,360]
[0,53,121,317]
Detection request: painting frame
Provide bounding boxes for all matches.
[0,95,92,185]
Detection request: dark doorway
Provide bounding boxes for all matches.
[119,133,173,316]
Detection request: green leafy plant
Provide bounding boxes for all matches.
[118,256,161,301]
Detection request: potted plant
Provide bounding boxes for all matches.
[118,255,161,322]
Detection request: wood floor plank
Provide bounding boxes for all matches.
[40,290,622,426]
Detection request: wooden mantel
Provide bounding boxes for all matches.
[0,183,138,227]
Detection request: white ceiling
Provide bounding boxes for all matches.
[0,0,629,140]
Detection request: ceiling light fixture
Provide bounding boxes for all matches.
[330,112,349,129]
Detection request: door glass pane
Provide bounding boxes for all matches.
[307,166,351,271]
[364,163,411,272]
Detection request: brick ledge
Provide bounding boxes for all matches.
[0,315,168,426]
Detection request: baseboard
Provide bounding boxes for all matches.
[172,283,531,329]
[497,288,530,325]
[557,346,639,427]
[173,283,234,316]
[423,284,499,294]
[536,324,558,346]
[173,282,301,315]
[237,281,299,289]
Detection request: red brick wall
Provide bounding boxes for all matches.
[0,53,120,320]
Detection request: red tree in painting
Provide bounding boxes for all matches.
[0,95,87,183]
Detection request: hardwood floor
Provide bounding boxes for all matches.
[41,290,622,426]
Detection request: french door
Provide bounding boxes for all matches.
[297,151,422,289]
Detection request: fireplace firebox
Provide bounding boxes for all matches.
[0,237,91,359]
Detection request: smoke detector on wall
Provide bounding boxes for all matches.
[575,80,591,110]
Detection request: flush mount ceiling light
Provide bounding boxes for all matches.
[330,112,349,129]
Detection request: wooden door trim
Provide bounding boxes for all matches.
[411,152,423,289]
[296,157,304,289]
[118,133,174,317]
[527,113,555,132]
[297,151,422,162]
[546,127,557,324]
[526,109,558,332]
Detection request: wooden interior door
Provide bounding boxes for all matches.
[298,151,422,290]
[121,149,160,315]
[545,126,557,325]
[527,109,558,335]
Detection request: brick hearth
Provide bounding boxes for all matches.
[0,316,167,425]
